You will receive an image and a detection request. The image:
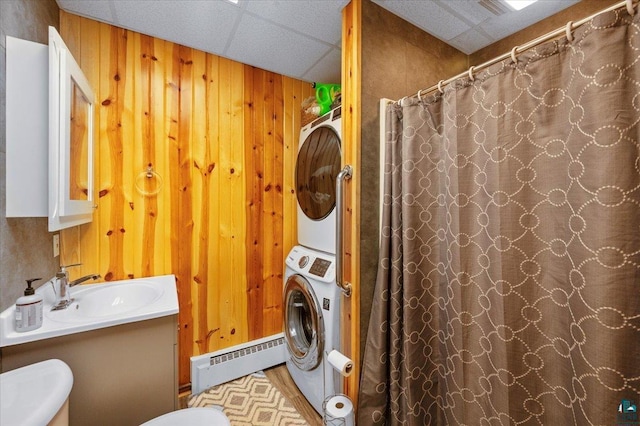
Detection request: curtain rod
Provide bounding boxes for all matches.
[400,0,635,103]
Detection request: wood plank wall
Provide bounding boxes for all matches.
[341,0,362,404]
[59,11,314,387]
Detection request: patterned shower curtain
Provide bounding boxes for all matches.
[359,8,640,426]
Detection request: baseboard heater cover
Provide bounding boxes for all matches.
[190,332,287,394]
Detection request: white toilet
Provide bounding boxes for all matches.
[0,359,229,426]
[0,359,73,426]
[140,407,231,426]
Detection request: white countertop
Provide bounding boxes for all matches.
[0,274,179,348]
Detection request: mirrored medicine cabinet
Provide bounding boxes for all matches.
[5,26,95,231]
[48,26,96,230]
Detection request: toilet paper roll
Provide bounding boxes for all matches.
[327,350,353,377]
[325,395,355,426]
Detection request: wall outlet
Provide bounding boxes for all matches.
[53,234,60,257]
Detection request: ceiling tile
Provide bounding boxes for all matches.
[302,47,342,84]
[447,28,494,54]
[478,0,579,41]
[57,0,114,21]
[56,0,592,84]
[372,0,471,41]
[226,13,333,80]
[244,0,348,46]
[112,0,241,55]
[434,0,496,26]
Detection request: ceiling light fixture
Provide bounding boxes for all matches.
[504,0,538,11]
[225,0,239,4]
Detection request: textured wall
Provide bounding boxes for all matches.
[470,0,620,65]
[359,0,468,360]
[0,0,60,313]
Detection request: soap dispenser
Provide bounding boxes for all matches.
[15,278,44,332]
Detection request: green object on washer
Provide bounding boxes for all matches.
[313,83,340,116]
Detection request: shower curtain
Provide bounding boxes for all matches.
[359,8,640,426]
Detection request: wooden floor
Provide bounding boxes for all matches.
[179,364,322,426]
[265,364,323,426]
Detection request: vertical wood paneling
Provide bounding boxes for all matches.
[165,41,186,385]
[217,56,235,348]
[153,39,170,277]
[97,21,113,280]
[245,66,263,341]
[60,12,314,388]
[191,48,206,355]
[177,44,195,386]
[282,77,301,256]
[342,0,362,404]
[262,71,278,333]
[230,59,249,346]
[131,32,144,279]
[268,73,285,334]
[205,54,221,351]
[121,29,136,279]
[106,27,127,282]
[139,34,159,278]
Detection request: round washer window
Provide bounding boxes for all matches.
[287,290,314,354]
[296,126,341,220]
[284,275,323,371]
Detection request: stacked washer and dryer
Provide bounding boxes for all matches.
[283,106,343,415]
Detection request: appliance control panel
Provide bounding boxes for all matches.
[286,246,336,283]
[309,258,331,277]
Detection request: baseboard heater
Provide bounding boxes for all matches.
[190,333,287,394]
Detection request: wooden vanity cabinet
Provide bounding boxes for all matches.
[0,315,178,426]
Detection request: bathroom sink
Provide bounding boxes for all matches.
[45,281,163,322]
[0,359,73,426]
[1,275,179,347]
[46,281,164,322]
[78,282,163,317]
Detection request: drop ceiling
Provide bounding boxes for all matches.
[55,0,579,84]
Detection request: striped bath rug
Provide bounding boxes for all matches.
[188,371,309,426]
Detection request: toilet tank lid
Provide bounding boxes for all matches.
[140,407,231,426]
[0,359,73,426]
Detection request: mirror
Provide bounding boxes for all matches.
[69,80,90,202]
[48,27,95,231]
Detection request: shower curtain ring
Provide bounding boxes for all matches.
[511,46,519,64]
[438,80,445,94]
[626,0,635,16]
[417,89,423,101]
[565,21,574,42]
[468,66,475,81]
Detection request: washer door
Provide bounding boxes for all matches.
[284,274,324,371]
[296,126,341,221]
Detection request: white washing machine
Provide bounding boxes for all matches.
[296,106,342,254]
[283,245,342,414]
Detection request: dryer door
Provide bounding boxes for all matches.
[296,126,341,220]
[284,274,324,371]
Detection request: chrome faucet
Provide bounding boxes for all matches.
[51,264,100,311]
[69,274,101,287]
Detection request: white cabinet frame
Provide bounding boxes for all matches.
[48,26,95,231]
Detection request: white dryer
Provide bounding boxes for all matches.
[283,245,342,414]
[296,106,342,254]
